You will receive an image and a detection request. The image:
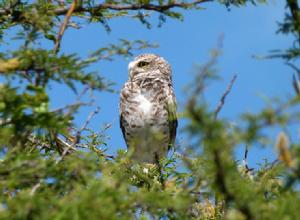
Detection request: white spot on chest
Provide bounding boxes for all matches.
[134,94,152,114]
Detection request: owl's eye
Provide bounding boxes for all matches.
[137,61,149,68]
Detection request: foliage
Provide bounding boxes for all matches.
[1,0,300,220]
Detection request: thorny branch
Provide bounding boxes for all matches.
[0,1,211,17]
[56,106,100,163]
[77,106,101,140]
[54,0,211,15]
[53,0,77,54]
[25,86,98,158]
[214,74,237,119]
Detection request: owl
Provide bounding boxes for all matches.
[119,54,177,163]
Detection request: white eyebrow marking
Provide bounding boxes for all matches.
[128,61,135,71]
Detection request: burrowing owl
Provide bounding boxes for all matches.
[119,54,177,163]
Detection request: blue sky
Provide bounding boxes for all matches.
[53,1,296,168]
[7,1,295,168]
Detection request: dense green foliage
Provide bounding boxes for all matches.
[1,0,300,219]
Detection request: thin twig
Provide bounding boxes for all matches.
[242,145,254,175]
[56,106,100,163]
[214,74,237,119]
[64,86,94,116]
[78,106,100,135]
[27,135,52,150]
[243,145,248,161]
[51,101,91,113]
[30,181,41,196]
[84,144,115,159]
[53,0,77,54]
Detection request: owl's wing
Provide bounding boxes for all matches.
[167,94,178,150]
[119,86,130,148]
[120,113,128,146]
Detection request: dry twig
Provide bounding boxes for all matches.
[214,74,237,119]
[30,181,42,196]
[53,0,77,54]
[56,106,100,163]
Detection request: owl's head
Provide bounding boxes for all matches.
[128,54,171,81]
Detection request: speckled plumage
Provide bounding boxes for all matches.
[119,54,177,163]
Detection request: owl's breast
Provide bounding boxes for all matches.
[119,80,174,163]
[120,81,169,128]
[129,93,164,126]
[133,93,152,116]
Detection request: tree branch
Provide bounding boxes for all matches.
[213,149,253,220]
[214,74,237,119]
[53,0,77,54]
[55,0,211,15]
[56,106,100,163]
[0,1,212,17]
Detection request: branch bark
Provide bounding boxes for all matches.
[214,74,237,119]
[53,0,77,54]
[0,1,212,17]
